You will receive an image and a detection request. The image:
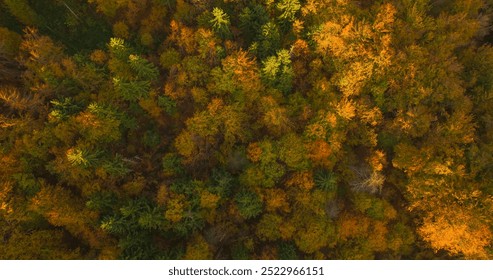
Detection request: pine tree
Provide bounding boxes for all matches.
[210,7,230,39]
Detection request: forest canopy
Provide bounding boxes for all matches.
[1,0,493,260]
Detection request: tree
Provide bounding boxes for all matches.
[184,234,213,259]
[278,133,309,170]
[253,22,281,58]
[261,49,294,94]
[210,7,230,39]
[2,0,41,26]
[235,191,262,219]
[239,5,269,44]
[241,140,285,188]
[1,0,492,261]
[294,215,335,254]
[30,184,111,252]
[108,38,158,102]
[419,208,492,259]
[256,213,282,241]
[277,0,301,22]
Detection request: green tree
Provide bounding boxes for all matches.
[262,49,294,94]
[235,191,262,219]
[2,0,41,26]
[277,0,301,22]
[210,7,230,39]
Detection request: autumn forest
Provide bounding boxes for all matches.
[0,0,492,260]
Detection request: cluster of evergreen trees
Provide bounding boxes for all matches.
[1,0,492,259]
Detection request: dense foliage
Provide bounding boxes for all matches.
[1,0,493,260]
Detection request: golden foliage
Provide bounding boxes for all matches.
[286,171,314,191]
[165,194,186,223]
[305,123,326,140]
[373,3,396,33]
[292,20,305,37]
[122,176,146,196]
[30,185,106,249]
[139,96,163,119]
[383,202,398,220]
[222,51,257,80]
[156,185,168,206]
[0,181,14,215]
[419,212,492,259]
[113,21,130,39]
[195,28,218,63]
[291,39,309,57]
[367,221,388,252]
[0,86,32,112]
[368,150,386,172]
[184,234,213,260]
[1,0,491,261]
[314,21,346,58]
[247,142,262,163]
[308,140,332,167]
[360,107,383,127]
[279,219,296,240]
[90,49,108,64]
[337,212,370,241]
[200,190,220,209]
[336,98,356,120]
[169,20,197,54]
[338,61,373,97]
[262,107,290,135]
[174,131,196,158]
[264,188,290,213]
